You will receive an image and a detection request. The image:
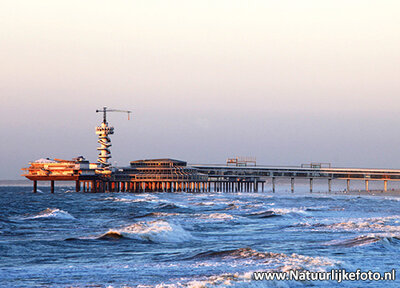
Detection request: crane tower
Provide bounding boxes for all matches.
[95,107,131,169]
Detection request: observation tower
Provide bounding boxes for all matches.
[95,107,131,170]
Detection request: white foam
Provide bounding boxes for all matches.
[296,215,400,232]
[268,207,308,215]
[197,213,234,220]
[325,233,400,247]
[115,220,193,242]
[105,194,160,203]
[24,208,76,220]
[193,201,216,206]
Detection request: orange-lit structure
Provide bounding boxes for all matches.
[22,108,400,194]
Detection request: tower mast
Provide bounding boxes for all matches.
[95,107,131,170]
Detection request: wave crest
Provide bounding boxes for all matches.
[98,231,125,240]
[191,247,335,271]
[294,215,400,232]
[198,213,234,220]
[23,208,76,220]
[111,220,192,243]
[326,234,400,247]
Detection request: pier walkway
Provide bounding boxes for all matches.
[192,164,400,192]
[23,158,400,193]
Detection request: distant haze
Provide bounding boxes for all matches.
[1,1,400,179]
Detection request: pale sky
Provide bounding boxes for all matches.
[1,0,400,179]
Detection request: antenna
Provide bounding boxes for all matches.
[95,107,132,170]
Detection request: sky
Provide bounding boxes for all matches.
[1,0,400,179]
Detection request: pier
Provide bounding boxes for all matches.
[22,158,265,193]
[192,163,400,193]
[21,107,400,193]
[22,158,400,193]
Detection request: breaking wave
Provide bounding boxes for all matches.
[246,207,308,219]
[98,231,125,240]
[22,208,76,220]
[136,212,180,218]
[190,247,335,271]
[158,203,181,209]
[104,194,159,203]
[197,213,234,220]
[193,201,216,206]
[325,234,400,247]
[104,220,193,243]
[292,215,400,233]
[246,210,280,218]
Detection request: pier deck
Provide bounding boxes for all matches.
[192,164,400,192]
[23,159,400,193]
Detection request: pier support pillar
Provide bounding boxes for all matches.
[347,179,350,192]
[310,178,313,193]
[51,180,55,193]
[33,180,37,193]
[262,182,264,192]
[384,180,388,192]
[75,180,80,192]
[365,180,369,191]
[328,179,332,193]
[291,178,294,193]
[272,177,275,193]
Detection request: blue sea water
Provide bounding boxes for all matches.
[1,184,400,287]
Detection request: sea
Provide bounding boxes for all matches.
[1,180,400,287]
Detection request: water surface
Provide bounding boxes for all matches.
[1,185,400,287]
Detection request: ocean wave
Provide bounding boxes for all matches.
[136,212,181,218]
[22,208,76,220]
[97,231,125,240]
[325,234,400,247]
[246,207,307,218]
[303,206,329,211]
[158,203,181,209]
[293,215,400,232]
[246,211,280,218]
[104,194,159,203]
[108,220,193,243]
[190,247,335,273]
[270,207,308,215]
[184,272,254,288]
[193,201,216,206]
[154,271,278,288]
[224,203,239,210]
[197,213,234,220]
[191,247,333,267]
